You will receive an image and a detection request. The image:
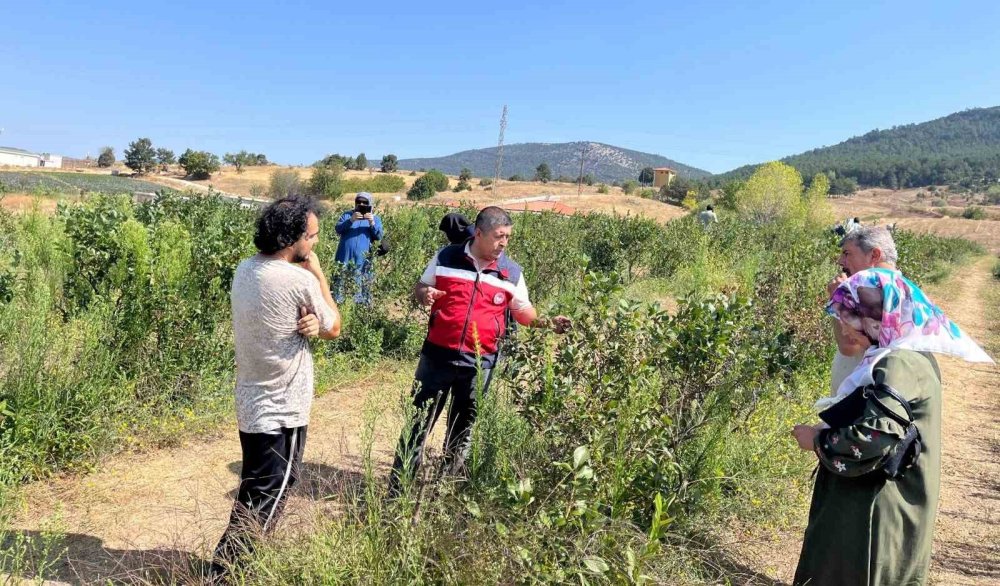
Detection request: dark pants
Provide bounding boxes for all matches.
[389,356,490,495]
[213,426,307,566]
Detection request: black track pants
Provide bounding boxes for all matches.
[213,426,306,564]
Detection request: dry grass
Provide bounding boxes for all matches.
[830,187,1000,252]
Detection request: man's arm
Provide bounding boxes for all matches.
[512,307,572,333]
[413,253,445,306]
[298,252,341,339]
[414,281,446,306]
[509,276,571,333]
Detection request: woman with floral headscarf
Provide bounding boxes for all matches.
[791,268,992,586]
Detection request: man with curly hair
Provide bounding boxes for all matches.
[213,195,341,574]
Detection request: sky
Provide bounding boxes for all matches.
[2,0,999,173]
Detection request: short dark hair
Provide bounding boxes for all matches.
[475,206,513,232]
[254,195,322,254]
[706,205,713,211]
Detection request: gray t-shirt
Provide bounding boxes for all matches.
[231,256,335,433]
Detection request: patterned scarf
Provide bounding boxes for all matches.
[817,268,993,410]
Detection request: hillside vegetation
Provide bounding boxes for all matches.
[716,106,1000,189]
[399,141,711,183]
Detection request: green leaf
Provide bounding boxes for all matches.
[583,556,609,575]
[572,445,589,470]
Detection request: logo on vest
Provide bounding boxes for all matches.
[493,292,505,305]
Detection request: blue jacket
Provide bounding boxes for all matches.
[334,212,384,269]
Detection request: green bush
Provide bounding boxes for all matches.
[268,169,302,199]
[178,149,220,180]
[308,163,344,198]
[380,154,398,173]
[534,163,551,183]
[596,183,609,194]
[622,180,638,195]
[963,205,986,220]
[894,228,984,284]
[341,174,406,193]
[406,175,436,200]
[508,174,525,182]
[97,147,115,168]
[423,169,449,192]
[479,177,493,186]
[932,198,948,207]
[123,138,157,175]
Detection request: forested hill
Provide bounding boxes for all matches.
[715,107,1000,189]
[398,142,711,183]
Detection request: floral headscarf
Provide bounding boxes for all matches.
[828,268,992,361]
[819,268,992,409]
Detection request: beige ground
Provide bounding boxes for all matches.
[728,256,1000,585]
[8,365,413,584]
[1,165,689,222]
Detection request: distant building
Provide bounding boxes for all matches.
[0,146,41,167]
[40,153,62,168]
[653,167,676,188]
[0,146,63,168]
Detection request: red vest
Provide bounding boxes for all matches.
[421,244,523,368]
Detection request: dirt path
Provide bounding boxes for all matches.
[924,257,1000,585]
[731,256,1000,585]
[7,367,412,584]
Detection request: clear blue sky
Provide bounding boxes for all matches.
[2,0,999,173]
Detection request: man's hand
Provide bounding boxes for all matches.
[792,424,820,452]
[298,251,323,277]
[550,315,572,334]
[419,286,446,306]
[352,211,363,221]
[826,273,848,297]
[297,306,320,338]
[363,213,375,222]
[532,315,572,333]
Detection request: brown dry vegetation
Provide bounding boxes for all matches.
[829,187,1000,252]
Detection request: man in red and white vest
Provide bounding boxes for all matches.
[389,206,571,494]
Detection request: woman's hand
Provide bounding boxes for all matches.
[792,424,819,452]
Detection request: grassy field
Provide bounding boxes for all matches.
[0,170,177,197]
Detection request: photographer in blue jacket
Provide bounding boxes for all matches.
[333,192,384,305]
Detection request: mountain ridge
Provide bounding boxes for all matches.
[714,106,1000,188]
[398,141,711,183]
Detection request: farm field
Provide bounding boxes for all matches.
[0,171,177,197]
[0,162,998,584]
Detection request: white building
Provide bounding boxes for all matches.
[40,153,62,168]
[0,146,41,167]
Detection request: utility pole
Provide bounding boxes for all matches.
[492,105,507,198]
[577,142,590,198]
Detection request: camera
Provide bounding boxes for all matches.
[355,202,372,215]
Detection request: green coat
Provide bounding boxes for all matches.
[794,350,942,586]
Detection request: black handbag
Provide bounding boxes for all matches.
[818,382,922,480]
